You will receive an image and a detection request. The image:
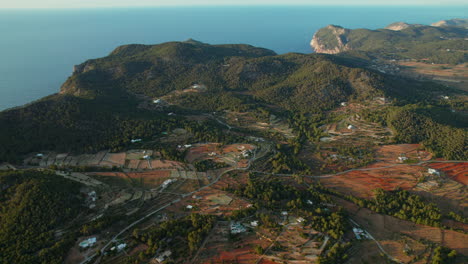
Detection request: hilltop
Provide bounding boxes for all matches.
[1,40,464,163]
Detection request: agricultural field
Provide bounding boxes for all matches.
[397,61,468,91]
[194,221,267,264]
[338,198,468,257]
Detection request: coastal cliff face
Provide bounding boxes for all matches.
[310,20,467,64]
[310,25,350,54]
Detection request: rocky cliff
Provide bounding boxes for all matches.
[310,20,467,64]
[310,25,350,54]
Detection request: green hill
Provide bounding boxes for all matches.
[0,41,464,162]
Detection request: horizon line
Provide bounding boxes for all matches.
[1,4,468,10]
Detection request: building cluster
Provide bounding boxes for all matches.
[110,243,127,252]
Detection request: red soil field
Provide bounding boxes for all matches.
[375,144,431,163]
[428,162,467,185]
[321,165,422,198]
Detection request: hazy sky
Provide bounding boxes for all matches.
[1,0,467,9]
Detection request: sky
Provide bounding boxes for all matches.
[0,0,467,9]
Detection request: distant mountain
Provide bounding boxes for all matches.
[311,20,467,64]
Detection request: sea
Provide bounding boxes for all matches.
[0,6,467,110]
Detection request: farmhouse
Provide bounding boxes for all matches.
[428,168,440,176]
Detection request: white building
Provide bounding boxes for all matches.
[230,222,246,234]
[352,228,365,240]
[297,217,305,223]
[117,243,127,251]
[347,125,356,130]
[79,237,97,248]
[340,102,347,106]
[306,200,313,205]
[250,221,259,227]
[131,139,142,143]
[428,168,440,176]
[398,156,408,162]
[186,205,193,210]
[155,250,172,263]
[161,179,177,189]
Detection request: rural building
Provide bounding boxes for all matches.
[250,221,259,227]
[161,179,177,189]
[398,156,408,162]
[79,237,97,248]
[154,250,172,263]
[131,139,142,143]
[186,205,193,210]
[297,217,305,223]
[306,200,314,205]
[117,243,127,251]
[340,102,347,106]
[352,228,367,240]
[230,222,246,234]
[347,125,356,130]
[428,168,440,176]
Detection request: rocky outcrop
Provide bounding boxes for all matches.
[431,18,468,28]
[310,25,350,54]
[385,22,411,31]
[72,62,95,75]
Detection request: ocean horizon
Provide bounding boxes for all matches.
[1,5,467,110]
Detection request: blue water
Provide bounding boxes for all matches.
[0,6,467,110]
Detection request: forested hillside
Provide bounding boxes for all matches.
[0,170,82,264]
[0,40,464,162]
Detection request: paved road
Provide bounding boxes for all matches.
[251,160,467,179]
[349,219,402,264]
